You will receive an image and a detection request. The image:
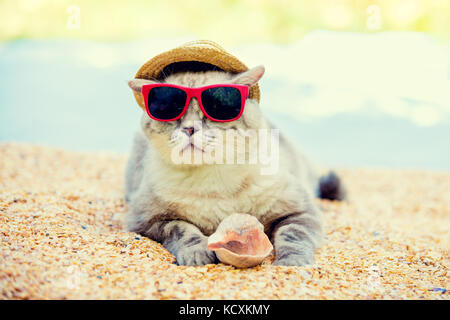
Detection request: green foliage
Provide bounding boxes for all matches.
[0,0,448,43]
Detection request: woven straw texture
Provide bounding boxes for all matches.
[133,40,260,110]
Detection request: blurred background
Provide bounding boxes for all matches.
[0,0,449,170]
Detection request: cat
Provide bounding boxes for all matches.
[125,63,345,266]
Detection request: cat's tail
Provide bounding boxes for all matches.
[317,171,346,201]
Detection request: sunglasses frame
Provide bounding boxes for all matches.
[141,83,249,123]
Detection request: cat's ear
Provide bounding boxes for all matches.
[231,65,265,87]
[128,79,156,93]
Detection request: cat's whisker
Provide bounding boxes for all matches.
[205,132,217,137]
[236,128,247,137]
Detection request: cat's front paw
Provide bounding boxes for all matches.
[175,241,217,266]
[273,253,313,267]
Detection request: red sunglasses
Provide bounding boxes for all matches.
[142,83,249,122]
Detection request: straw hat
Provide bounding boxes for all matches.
[132,40,260,110]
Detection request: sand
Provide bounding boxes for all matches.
[0,142,448,299]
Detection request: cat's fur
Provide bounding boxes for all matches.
[125,65,345,266]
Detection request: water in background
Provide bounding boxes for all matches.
[1,31,449,170]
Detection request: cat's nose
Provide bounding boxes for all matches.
[183,127,195,136]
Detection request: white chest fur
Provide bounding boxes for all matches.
[146,157,304,235]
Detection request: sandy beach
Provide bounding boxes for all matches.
[0,143,448,299]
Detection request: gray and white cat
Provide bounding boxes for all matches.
[125,64,345,266]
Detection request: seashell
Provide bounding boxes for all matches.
[207,213,273,268]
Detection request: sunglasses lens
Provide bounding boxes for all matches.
[201,87,242,121]
[147,87,187,120]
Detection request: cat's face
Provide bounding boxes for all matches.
[129,66,265,167]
